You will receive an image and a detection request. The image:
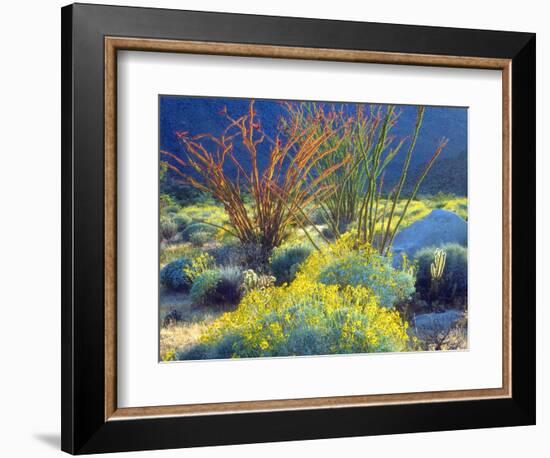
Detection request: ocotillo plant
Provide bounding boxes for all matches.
[282,102,363,235]
[369,107,449,255]
[285,103,449,255]
[161,101,349,255]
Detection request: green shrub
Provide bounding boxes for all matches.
[165,206,180,215]
[208,242,271,271]
[179,280,409,360]
[183,253,215,283]
[414,243,467,305]
[181,222,217,241]
[160,194,178,214]
[177,343,212,360]
[189,270,221,305]
[160,258,193,291]
[189,266,244,307]
[215,266,244,305]
[270,245,313,285]
[207,241,240,265]
[173,213,192,232]
[177,334,244,360]
[160,216,177,241]
[189,231,210,247]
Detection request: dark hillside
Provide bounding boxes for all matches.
[160,96,468,197]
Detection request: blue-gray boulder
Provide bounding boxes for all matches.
[391,209,467,261]
[412,310,464,336]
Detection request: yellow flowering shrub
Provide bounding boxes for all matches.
[177,276,409,359]
[183,253,214,282]
[440,197,468,220]
[161,349,177,362]
[295,233,415,307]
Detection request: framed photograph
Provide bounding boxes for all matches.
[61,3,536,454]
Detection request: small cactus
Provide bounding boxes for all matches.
[428,249,447,306]
[242,269,259,293]
[242,269,275,293]
[257,274,276,290]
[430,249,446,281]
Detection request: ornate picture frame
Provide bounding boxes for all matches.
[61,3,535,454]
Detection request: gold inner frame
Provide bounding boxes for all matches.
[104,37,512,421]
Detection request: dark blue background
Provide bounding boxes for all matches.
[159,95,468,195]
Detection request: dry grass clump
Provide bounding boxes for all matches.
[160,321,214,361]
[159,285,239,361]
